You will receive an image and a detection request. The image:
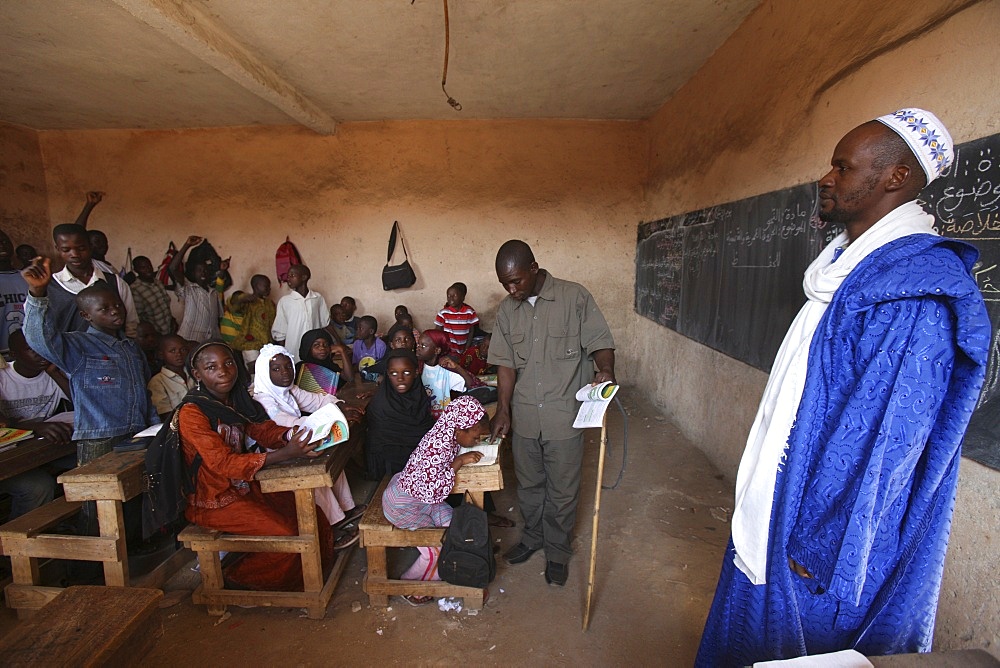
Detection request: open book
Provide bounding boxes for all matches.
[300,403,350,452]
[0,427,34,448]
[573,382,619,429]
[458,436,502,467]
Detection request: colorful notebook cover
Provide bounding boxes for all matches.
[297,363,339,395]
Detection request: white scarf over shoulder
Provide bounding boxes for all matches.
[730,201,938,585]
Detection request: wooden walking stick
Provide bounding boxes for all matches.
[582,412,608,631]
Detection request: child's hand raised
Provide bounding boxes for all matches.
[438,357,459,371]
[86,191,104,205]
[21,257,53,297]
[219,256,231,272]
[183,235,204,248]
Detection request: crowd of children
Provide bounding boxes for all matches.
[2,199,501,595]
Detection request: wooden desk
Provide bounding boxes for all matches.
[185,392,372,619]
[1,450,188,616]
[0,437,76,483]
[452,452,504,508]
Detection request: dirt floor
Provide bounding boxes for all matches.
[0,389,735,665]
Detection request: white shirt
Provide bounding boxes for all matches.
[271,290,329,363]
[0,364,69,422]
[147,367,194,416]
[52,261,139,338]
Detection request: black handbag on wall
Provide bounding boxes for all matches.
[381,220,417,291]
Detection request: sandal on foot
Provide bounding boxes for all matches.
[402,595,434,607]
[334,527,360,550]
[342,504,367,526]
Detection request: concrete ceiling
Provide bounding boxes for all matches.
[0,0,760,133]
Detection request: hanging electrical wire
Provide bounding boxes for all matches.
[440,0,462,110]
[411,0,462,110]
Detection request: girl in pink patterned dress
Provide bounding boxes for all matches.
[381,395,489,604]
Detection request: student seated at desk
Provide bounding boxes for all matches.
[180,341,334,591]
[252,344,365,549]
[296,328,354,392]
[0,330,74,520]
[365,349,434,480]
[381,396,489,605]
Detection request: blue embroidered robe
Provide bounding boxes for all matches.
[696,234,990,666]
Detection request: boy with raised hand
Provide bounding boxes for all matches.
[48,223,138,338]
[130,255,174,335]
[271,264,329,363]
[22,256,158,467]
[169,235,224,343]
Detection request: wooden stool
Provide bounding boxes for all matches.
[0,496,85,616]
[179,518,351,618]
[359,477,485,608]
[0,585,162,667]
[0,451,190,617]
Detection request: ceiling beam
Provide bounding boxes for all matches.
[110,0,336,135]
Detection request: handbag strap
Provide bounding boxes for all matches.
[387,221,409,264]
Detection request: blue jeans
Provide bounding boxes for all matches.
[76,435,129,536]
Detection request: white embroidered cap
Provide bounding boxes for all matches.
[875,108,954,185]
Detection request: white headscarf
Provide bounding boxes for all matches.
[253,343,301,419]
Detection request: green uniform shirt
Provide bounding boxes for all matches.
[489,271,615,441]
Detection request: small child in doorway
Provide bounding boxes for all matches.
[148,334,195,422]
[352,315,387,383]
[434,283,479,353]
[381,395,489,604]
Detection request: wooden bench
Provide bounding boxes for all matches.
[0,450,190,617]
[0,585,162,667]
[359,476,486,608]
[180,423,364,619]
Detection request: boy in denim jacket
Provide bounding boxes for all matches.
[22,256,158,466]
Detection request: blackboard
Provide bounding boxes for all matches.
[635,131,1000,469]
[635,183,836,371]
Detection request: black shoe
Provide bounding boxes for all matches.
[545,561,568,587]
[503,542,538,565]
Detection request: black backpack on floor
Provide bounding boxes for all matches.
[438,493,495,588]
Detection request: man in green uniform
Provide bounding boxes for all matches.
[489,240,616,586]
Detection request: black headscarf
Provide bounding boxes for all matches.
[365,348,434,478]
[183,340,269,426]
[298,328,343,372]
[381,322,416,350]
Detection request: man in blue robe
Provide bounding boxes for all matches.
[696,109,990,666]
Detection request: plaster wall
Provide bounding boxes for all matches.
[35,120,645,363]
[0,121,49,251]
[637,0,999,652]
